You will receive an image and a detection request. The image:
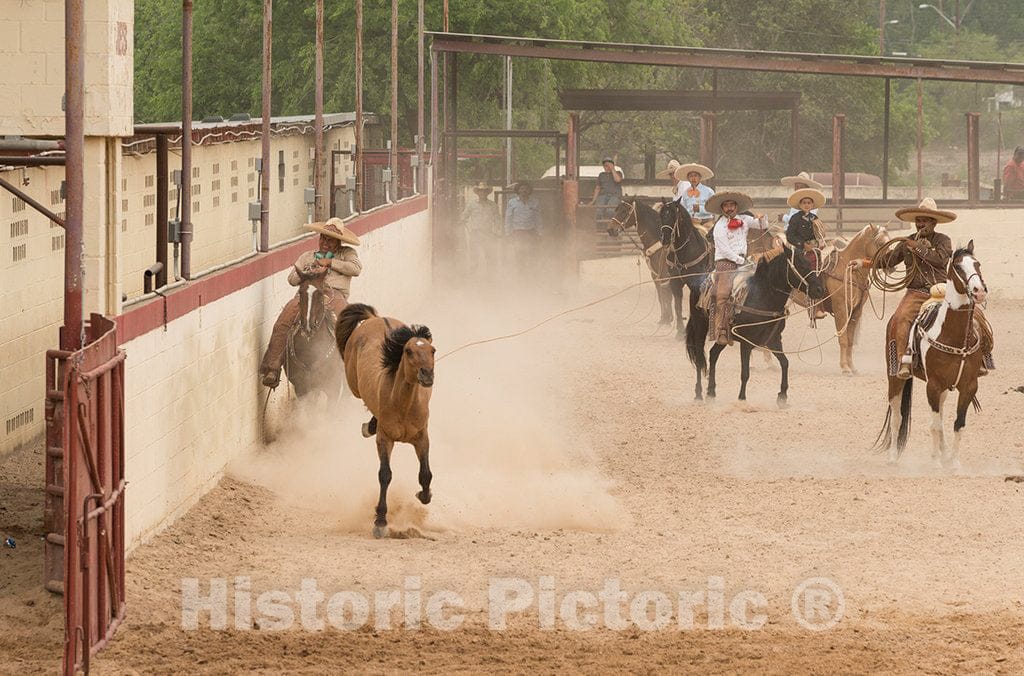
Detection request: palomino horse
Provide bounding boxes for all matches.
[335,303,435,538]
[284,276,344,401]
[874,242,990,469]
[802,224,890,375]
[608,198,687,336]
[707,245,826,405]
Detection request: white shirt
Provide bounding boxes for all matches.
[712,214,768,264]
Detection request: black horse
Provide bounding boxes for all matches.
[706,245,826,406]
[657,199,715,399]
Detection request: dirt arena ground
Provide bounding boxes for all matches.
[4,212,1024,673]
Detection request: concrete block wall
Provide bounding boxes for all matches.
[1,124,357,456]
[120,200,431,548]
[0,0,133,136]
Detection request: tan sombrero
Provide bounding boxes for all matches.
[787,188,827,210]
[894,197,957,224]
[706,191,753,215]
[304,217,361,246]
[656,159,681,179]
[780,171,824,190]
[472,181,492,193]
[673,163,714,182]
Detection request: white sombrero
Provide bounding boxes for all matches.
[673,163,714,182]
[786,188,827,210]
[656,159,681,179]
[780,171,824,190]
[894,197,957,224]
[304,217,361,246]
[705,191,753,215]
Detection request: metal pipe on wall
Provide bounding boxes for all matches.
[0,138,63,152]
[63,0,84,352]
[0,177,65,228]
[966,112,980,204]
[916,78,923,201]
[260,0,272,250]
[155,135,169,288]
[181,0,194,279]
[314,0,325,220]
[882,78,891,200]
[391,0,399,201]
[355,0,364,212]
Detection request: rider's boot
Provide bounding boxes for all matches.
[896,355,913,380]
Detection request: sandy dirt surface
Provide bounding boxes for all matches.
[5,210,1024,674]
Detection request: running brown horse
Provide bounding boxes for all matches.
[335,303,435,538]
[874,243,991,469]
[284,276,344,402]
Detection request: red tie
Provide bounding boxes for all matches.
[727,218,743,230]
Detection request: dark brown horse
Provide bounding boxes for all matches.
[284,276,344,401]
[336,304,435,538]
[875,243,990,469]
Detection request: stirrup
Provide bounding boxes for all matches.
[896,363,912,380]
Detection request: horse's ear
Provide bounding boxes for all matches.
[966,239,975,254]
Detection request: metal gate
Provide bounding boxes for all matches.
[45,314,127,675]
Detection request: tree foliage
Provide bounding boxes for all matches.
[133,0,1015,182]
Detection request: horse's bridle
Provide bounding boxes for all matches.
[946,253,984,299]
[661,202,710,271]
[609,199,638,234]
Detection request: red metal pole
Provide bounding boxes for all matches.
[391,0,399,201]
[156,135,169,288]
[417,0,425,193]
[63,0,84,352]
[966,112,980,204]
[916,78,924,201]
[314,0,325,219]
[567,113,578,179]
[355,0,363,211]
[181,0,194,278]
[260,0,272,250]
[832,114,845,231]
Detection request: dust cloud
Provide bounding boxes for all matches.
[230,249,628,537]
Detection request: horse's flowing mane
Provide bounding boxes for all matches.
[381,325,433,375]
[336,303,377,354]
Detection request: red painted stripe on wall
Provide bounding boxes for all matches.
[116,195,427,344]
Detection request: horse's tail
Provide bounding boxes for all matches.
[686,307,709,375]
[971,395,982,413]
[895,378,914,455]
[336,303,377,358]
[871,405,893,452]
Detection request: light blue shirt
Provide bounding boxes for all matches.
[676,182,715,220]
[782,207,818,224]
[504,195,542,235]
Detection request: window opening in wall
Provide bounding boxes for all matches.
[231,160,238,171]
[145,175,154,188]
[144,194,155,207]
[121,219,127,232]
[10,219,28,238]
[192,167,200,179]
[121,198,128,212]
[213,196,220,208]
[193,200,200,213]
[278,150,285,192]
[121,178,127,191]
[145,213,154,226]
[213,163,220,175]
[230,176,238,187]
[52,234,64,251]
[50,189,63,205]
[248,172,255,183]
[232,192,238,203]
[193,184,201,196]
[12,243,27,262]
[212,180,220,192]
[5,407,34,435]
[12,197,26,212]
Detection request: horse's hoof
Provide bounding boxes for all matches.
[372,525,388,539]
[738,394,746,401]
[777,395,788,408]
[416,490,432,505]
[694,394,703,402]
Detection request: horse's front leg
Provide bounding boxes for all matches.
[673,280,685,339]
[373,436,395,538]
[707,343,725,399]
[926,384,948,470]
[949,380,978,472]
[738,342,752,401]
[656,283,673,325]
[771,336,789,407]
[413,432,433,505]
